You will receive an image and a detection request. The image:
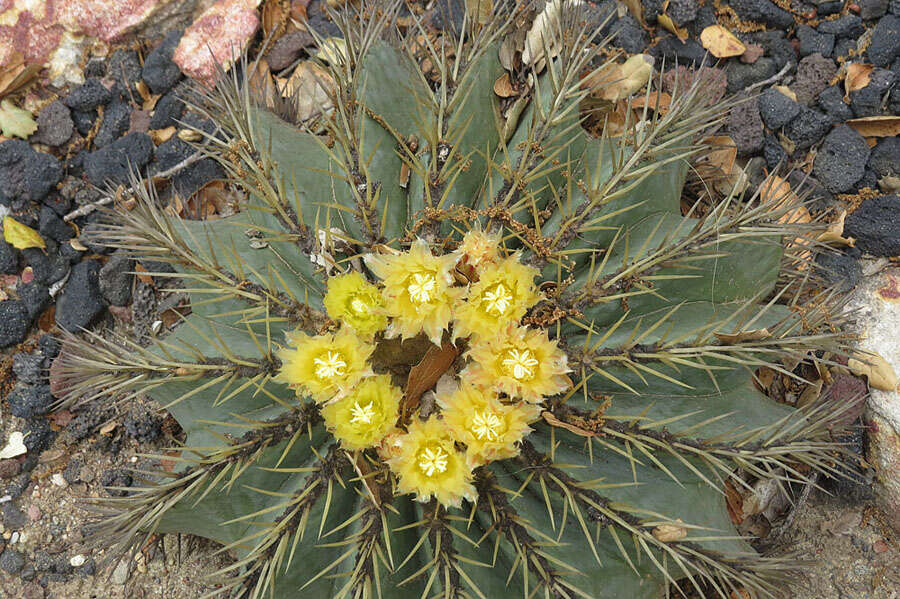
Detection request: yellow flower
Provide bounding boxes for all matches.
[464,326,570,403]
[456,227,501,269]
[364,239,463,344]
[453,256,542,340]
[438,382,541,465]
[320,374,401,450]
[323,271,388,338]
[387,417,475,507]
[275,328,373,401]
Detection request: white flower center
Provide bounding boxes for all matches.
[471,410,503,441]
[418,445,449,477]
[407,273,437,304]
[349,400,376,424]
[313,351,347,380]
[482,283,513,316]
[502,348,538,381]
[350,297,370,314]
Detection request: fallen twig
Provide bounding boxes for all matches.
[63,151,205,222]
[744,62,792,93]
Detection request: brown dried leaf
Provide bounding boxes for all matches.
[493,72,517,97]
[817,210,855,246]
[541,411,598,437]
[585,54,654,102]
[0,52,41,100]
[846,116,900,138]
[279,61,335,121]
[134,263,154,285]
[262,0,292,42]
[405,340,459,408]
[700,25,746,58]
[161,450,182,473]
[844,63,874,98]
[848,352,899,391]
[724,480,744,524]
[48,410,75,428]
[465,0,493,24]
[149,126,177,145]
[630,92,672,112]
[659,13,689,42]
[622,0,645,27]
[714,328,771,343]
[773,85,797,102]
[652,519,688,542]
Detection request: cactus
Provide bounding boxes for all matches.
[56,3,851,598]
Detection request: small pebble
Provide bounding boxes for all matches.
[51,473,68,488]
[70,554,86,567]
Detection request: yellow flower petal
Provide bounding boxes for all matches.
[456,226,502,269]
[453,255,541,340]
[464,325,570,403]
[275,327,373,401]
[364,239,463,344]
[438,381,541,465]
[387,417,475,508]
[321,374,401,450]
[323,271,388,338]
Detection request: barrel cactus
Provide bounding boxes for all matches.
[57,3,850,598]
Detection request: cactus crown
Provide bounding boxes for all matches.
[57,2,851,598]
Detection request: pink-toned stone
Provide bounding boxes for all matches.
[27,504,42,522]
[0,0,65,66]
[57,0,170,42]
[173,0,260,85]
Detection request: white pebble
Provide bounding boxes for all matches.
[70,554,86,567]
[10,531,19,544]
[51,473,68,487]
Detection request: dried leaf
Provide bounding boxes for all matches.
[0,52,41,100]
[724,480,744,524]
[541,411,598,437]
[315,37,348,65]
[700,25,746,58]
[817,210,855,246]
[622,0,645,27]
[262,0,292,42]
[773,85,797,102]
[0,99,37,139]
[523,0,585,67]
[150,126,177,144]
[100,421,118,435]
[630,92,672,112]
[652,519,687,542]
[714,328,771,343]
[585,54,654,101]
[3,216,46,250]
[493,72,517,97]
[848,352,899,391]
[465,0,493,24]
[48,410,75,428]
[844,63,874,98]
[659,13,689,43]
[405,339,459,409]
[279,61,335,121]
[0,432,27,459]
[846,116,900,138]
[134,263,155,285]
[161,450,182,473]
